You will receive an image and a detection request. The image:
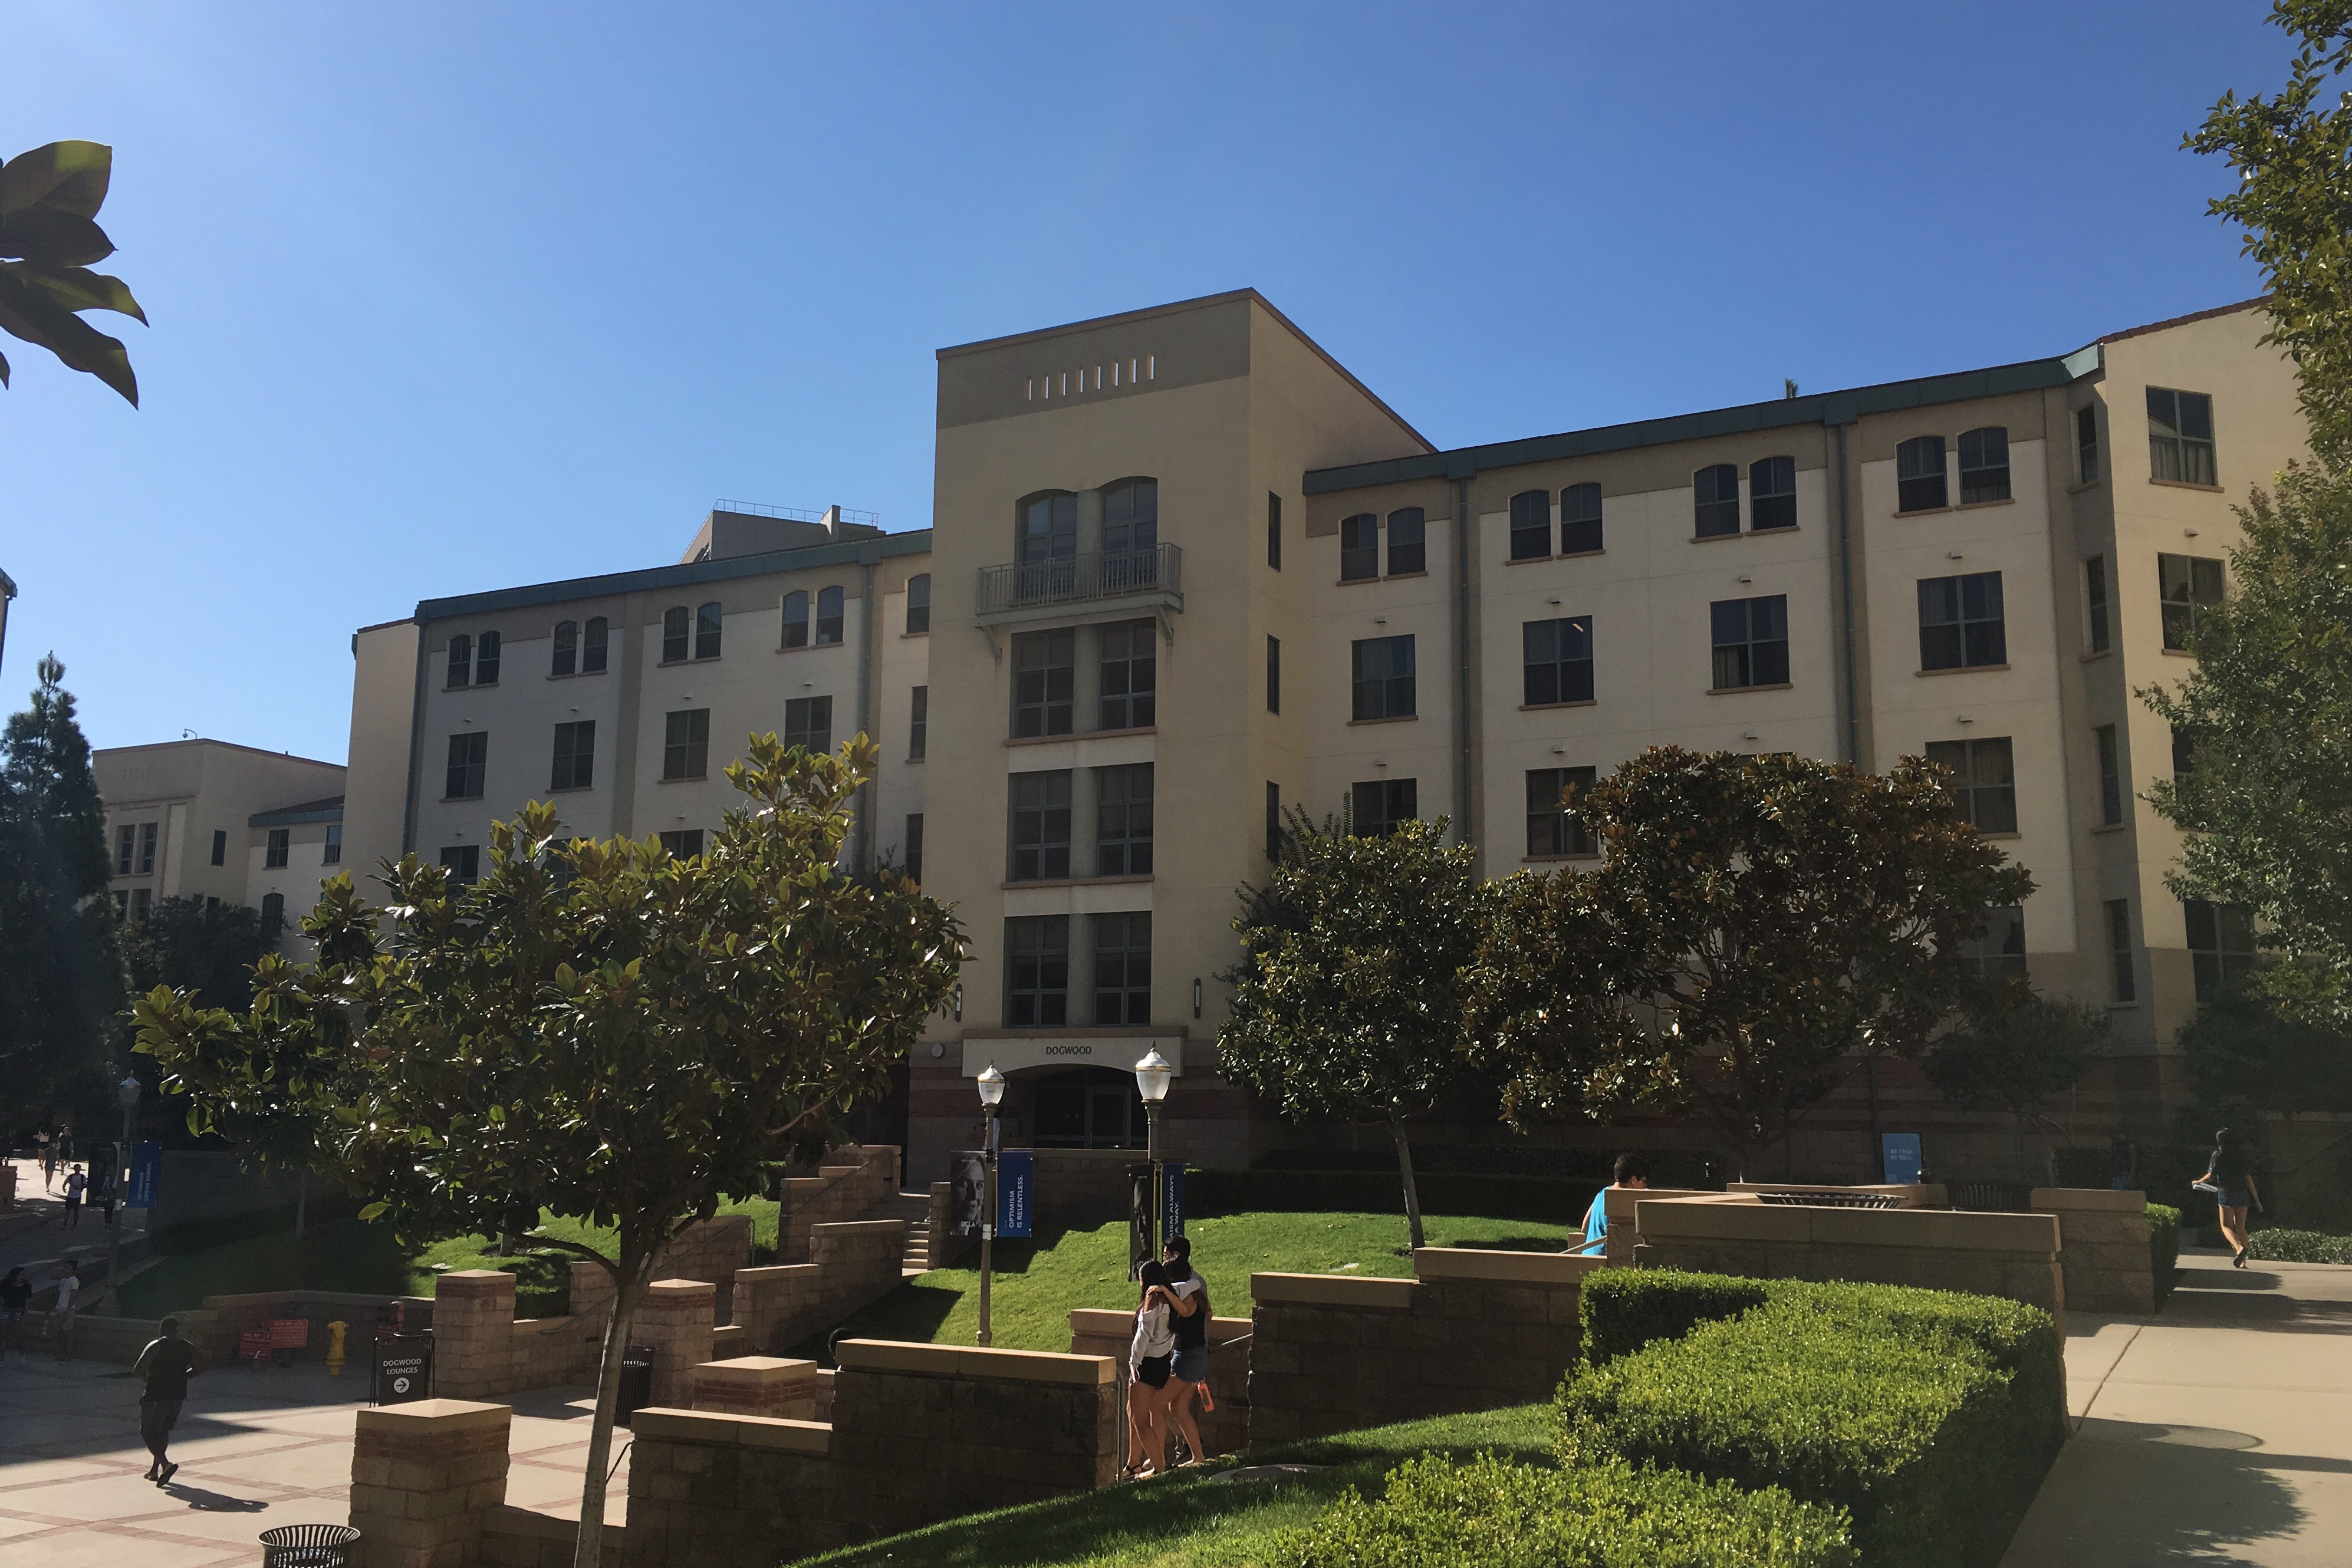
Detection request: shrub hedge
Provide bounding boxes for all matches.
[1277,1451,1858,1568]
[1186,1167,1598,1223]
[2147,1203,2181,1284]
[2247,1226,2352,1264]
[1579,1268,1771,1366]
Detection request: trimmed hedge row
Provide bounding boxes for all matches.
[1278,1451,1858,1568]
[2148,1203,2182,1284]
[2248,1226,2352,1264]
[1186,1167,1598,1223]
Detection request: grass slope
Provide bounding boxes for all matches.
[795,1404,1554,1568]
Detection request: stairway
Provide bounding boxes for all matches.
[881,1191,935,1277]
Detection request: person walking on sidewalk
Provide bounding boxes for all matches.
[133,1317,204,1484]
[50,1262,81,1359]
[38,1130,56,1191]
[62,1164,86,1228]
[2201,1127,2267,1268]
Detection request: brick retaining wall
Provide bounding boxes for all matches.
[2032,1186,2154,1313]
[1068,1309,1251,1458]
[347,1398,510,1568]
[733,1220,906,1355]
[778,1145,901,1264]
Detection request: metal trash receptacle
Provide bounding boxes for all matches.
[259,1522,362,1566]
[616,1342,656,1428]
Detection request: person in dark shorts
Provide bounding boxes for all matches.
[62,1164,86,1228]
[133,1316,205,1484]
[1160,1236,1212,1466]
[1124,1262,1178,1478]
[2200,1127,2266,1267]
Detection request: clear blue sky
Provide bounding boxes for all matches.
[2,1,2284,764]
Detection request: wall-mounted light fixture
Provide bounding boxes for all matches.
[1192,978,1203,1019]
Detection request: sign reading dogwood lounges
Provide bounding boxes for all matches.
[958,1035,1186,1077]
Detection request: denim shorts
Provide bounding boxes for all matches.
[1171,1345,1210,1384]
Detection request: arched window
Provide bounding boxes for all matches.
[551,620,578,677]
[447,634,473,688]
[1958,427,2010,504]
[1693,465,1740,538]
[1749,457,1797,531]
[905,573,931,635]
[1509,490,1551,560]
[1560,483,1603,554]
[1897,436,1948,512]
[1102,478,1159,556]
[582,616,609,673]
[261,892,285,938]
[815,586,846,645]
[1386,508,1426,575]
[695,601,723,660]
[781,591,810,649]
[475,631,502,685]
[1339,514,1379,581]
[1018,492,1078,563]
[662,607,690,663]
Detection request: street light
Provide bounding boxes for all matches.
[1133,1048,1172,1265]
[974,1064,1005,1348]
[108,1073,140,1303]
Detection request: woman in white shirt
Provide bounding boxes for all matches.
[1124,1262,1179,1478]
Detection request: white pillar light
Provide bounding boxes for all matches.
[976,1063,1006,1107]
[1132,1047,1172,1104]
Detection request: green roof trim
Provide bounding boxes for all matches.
[1302,348,2099,494]
[415,529,935,624]
[250,796,346,828]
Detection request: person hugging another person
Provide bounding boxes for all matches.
[1123,1261,1179,1479]
[1574,1153,1649,1257]
[1160,1236,1213,1467]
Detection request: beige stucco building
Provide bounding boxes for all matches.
[338,291,2301,1190]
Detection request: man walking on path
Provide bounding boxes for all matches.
[62,1164,86,1228]
[50,1261,81,1359]
[132,1317,203,1484]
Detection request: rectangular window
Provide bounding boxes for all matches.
[814,586,844,647]
[1693,463,1740,538]
[1008,769,1073,881]
[1266,781,1283,862]
[1897,435,1948,512]
[903,813,923,885]
[694,602,723,661]
[906,573,931,635]
[1267,493,1282,570]
[1968,905,2027,977]
[1340,513,1380,580]
[116,824,135,876]
[781,592,810,650]
[1509,490,1551,561]
[447,634,473,689]
[446,731,488,799]
[1351,778,1419,837]
[785,695,833,755]
[2159,553,2225,652]
[2184,898,2256,1003]
[210,828,227,867]
[1012,629,1075,738]
[1710,595,1790,689]
[2172,723,2198,782]
[1096,763,1154,877]
[1093,911,1152,1026]
[475,630,502,685]
[1748,457,1796,531]
[1522,616,1594,706]
[657,828,705,858]
[1351,634,1417,721]
[552,620,577,677]
[1924,737,2018,834]
[1100,619,1156,730]
[2106,899,2136,1003]
[324,824,343,865]
[1918,572,2008,670]
[1004,915,1070,1027]
[254,890,275,930]
[662,607,690,663]
[2076,404,2100,483]
[909,686,927,760]
[1560,482,1604,554]
[1526,766,1598,858]
[550,720,596,790]
[662,709,710,780]
[437,845,480,886]
[582,617,608,673]
[2085,555,2111,653]
[113,890,127,917]
[1958,427,2011,504]
[265,828,290,869]
[1387,508,1426,575]
[1265,635,1280,715]
[132,887,153,921]
[2095,724,2123,826]
[138,821,158,874]
[2147,387,2216,485]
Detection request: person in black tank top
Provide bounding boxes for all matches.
[2201,1127,2265,1267]
[1161,1236,1212,1465]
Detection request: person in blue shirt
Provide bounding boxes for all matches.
[1575,1154,1650,1256]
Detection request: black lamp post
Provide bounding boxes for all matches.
[1133,1047,1172,1263]
[975,1063,1005,1348]
[108,1073,139,1299]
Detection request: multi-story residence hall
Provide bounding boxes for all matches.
[340,290,2301,1198]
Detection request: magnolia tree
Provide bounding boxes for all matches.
[136,736,962,1568]
[1925,990,2110,1176]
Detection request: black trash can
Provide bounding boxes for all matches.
[616,1343,656,1428]
[259,1523,362,1566]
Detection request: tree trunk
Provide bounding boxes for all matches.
[1862,1055,1884,1180]
[1387,1109,1425,1251]
[573,1249,648,1568]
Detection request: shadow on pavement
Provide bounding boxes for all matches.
[162,1481,269,1512]
[2008,1422,2311,1564]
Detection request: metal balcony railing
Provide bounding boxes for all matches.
[976,542,1183,614]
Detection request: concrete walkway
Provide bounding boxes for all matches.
[2003,1246,2352,1566]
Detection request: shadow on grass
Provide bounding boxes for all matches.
[787,1285,964,1365]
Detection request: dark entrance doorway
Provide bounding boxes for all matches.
[1031,1067,1146,1149]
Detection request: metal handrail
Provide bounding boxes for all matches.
[976,542,1183,613]
[714,499,883,528]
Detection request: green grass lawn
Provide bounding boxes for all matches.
[791,1211,1580,1360]
[795,1403,1552,1568]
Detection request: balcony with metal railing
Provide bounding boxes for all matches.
[974,542,1185,627]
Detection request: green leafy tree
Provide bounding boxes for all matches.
[1,141,145,404]
[1925,991,2111,1176]
[1219,813,1481,1249]
[2178,988,2352,1115]
[135,736,962,1568]
[0,654,124,1118]
[1575,749,2035,1179]
[121,895,267,1012]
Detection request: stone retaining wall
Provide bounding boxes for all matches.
[476,1504,626,1568]
[779,1145,900,1264]
[733,1220,906,1355]
[1068,1309,1251,1458]
[347,1398,511,1568]
[2032,1186,2154,1313]
[926,1181,972,1269]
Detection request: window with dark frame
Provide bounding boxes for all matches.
[1387,508,1426,575]
[909,686,927,760]
[2096,724,2123,826]
[1100,619,1156,730]
[2147,387,2216,485]
[1103,478,1159,558]
[475,630,502,684]
[1268,493,1282,570]
[1020,493,1078,564]
[1509,490,1551,560]
[1266,780,1283,862]
[116,825,134,875]
[1012,628,1075,737]
[1918,572,2008,670]
[1340,513,1380,581]
[2172,723,2198,782]
[1561,482,1604,554]
[437,845,480,887]
[550,720,596,791]
[903,813,923,885]
[905,574,931,635]
[1897,435,1948,512]
[1523,616,1594,706]
[1924,737,2018,834]
[324,824,342,865]
[1958,427,2011,504]
[1096,763,1154,877]
[1748,457,1796,531]
[662,607,690,663]
[785,695,833,755]
[1710,595,1790,689]
[662,709,709,780]
[1031,1067,1144,1149]
[1525,766,1598,858]
[2106,899,2136,1003]
[781,591,810,649]
[2085,556,2111,653]
[1968,905,2027,977]
[583,617,608,673]
[1093,911,1152,1026]
[815,586,844,646]
[2076,404,2100,483]
[1004,914,1070,1026]
[1351,634,1417,721]
[552,620,578,676]
[658,829,705,859]
[265,828,290,869]
[138,822,157,874]
[210,828,226,867]
[1265,635,1280,714]
[261,891,284,931]
[448,634,473,688]
[445,731,488,799]
[1351,778,1419,837]
[2159,554,2225,651]
[2184,898,2256,1003]
[1693,463,1740,538]
[1007,769,1073,881]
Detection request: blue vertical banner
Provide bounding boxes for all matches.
[996,1151,1033,1238]
[1160,1162,1185,1244]
[127,1141,163,1210]
[1881,1133,1923,1186]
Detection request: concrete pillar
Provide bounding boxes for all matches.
[636,1279,716,1408]
[690,1355,821,1419]
[430,1271,516,1399]
[348,1398,511,1568]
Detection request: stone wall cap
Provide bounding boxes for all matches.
[733,1263,820,1283]
[435,1269,519,1286]
[834,1338,1117,1386]
[1640,1198,2060,1253]
[811,1220,907,1237]
[696,1356,814,1375]
[1729,1181,1949,1209]
[356,1399,512,1434]
[1251,1272,1417,1309]
[1068,1309,1251,1342]
[2031,1187,2148,1213]
[1412,1247,1606,1285]
[646,1277,719,1296]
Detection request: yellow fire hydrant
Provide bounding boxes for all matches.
[327,1320,347,1377]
